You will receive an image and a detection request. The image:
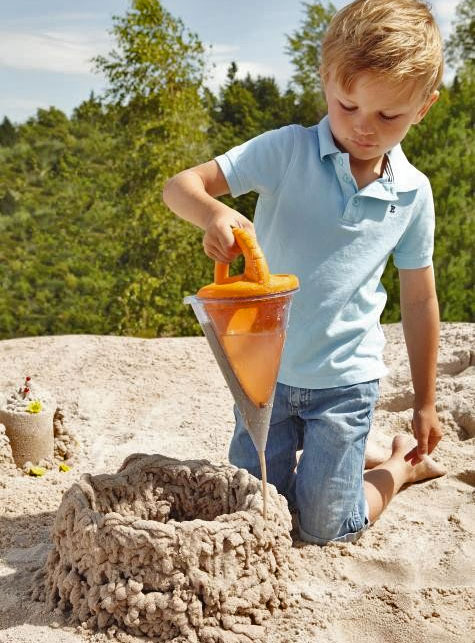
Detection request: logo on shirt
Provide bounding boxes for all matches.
[389,204,397,215]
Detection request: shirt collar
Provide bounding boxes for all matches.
[317,115,341,160]
[385,144,426,192]
[316,115,425,193]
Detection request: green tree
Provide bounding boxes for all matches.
[0,190,17,215]
[94,0,212,337]
[0,117,18,147]
[445,0,475,68]
[0,103,125,338]
[285,1,336,124]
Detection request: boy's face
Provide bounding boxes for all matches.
[323,69,438,163]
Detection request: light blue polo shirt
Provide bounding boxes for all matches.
[215,116,435,388]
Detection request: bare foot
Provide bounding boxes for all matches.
[391,435,446,483]
[365,440,388,469]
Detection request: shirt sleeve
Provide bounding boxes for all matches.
[215,125,295,198]
[393,180,435,269]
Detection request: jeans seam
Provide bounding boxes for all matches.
[283,421,299,500]
[354,405,375,529]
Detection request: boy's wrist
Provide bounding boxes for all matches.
[413,397,436,410]
[205,202,235,227]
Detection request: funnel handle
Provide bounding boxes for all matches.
[214,262,229,284]
[213,228,270,286]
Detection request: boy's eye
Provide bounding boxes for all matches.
[380,113,399,121]
[338,101,357,112]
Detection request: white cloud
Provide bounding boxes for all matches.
[0,97,48,123]
[46,12,107,22]
[207,43,240,57]
[206,59,289,95]
[3,12,104,26]
[0,29,112,75]
[0,97,47,110]
[205,42,291,94]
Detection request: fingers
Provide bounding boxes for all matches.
[203,243,239,264]
[238,217,256,234]
[203,212,255,263]
[405,409,443,466]
[427,426,443,454]
[417,427,429,458]
[203,236,240,263]
[404,446,423,466]
[410,416,427,462]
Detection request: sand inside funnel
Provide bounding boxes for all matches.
[33,453,292,643]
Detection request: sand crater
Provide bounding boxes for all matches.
[33,453,292,643]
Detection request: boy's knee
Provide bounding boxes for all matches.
[297,508,367,545]
[228,427,260,477]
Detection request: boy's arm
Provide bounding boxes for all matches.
[399,265,443,465]
[163,160,254,263]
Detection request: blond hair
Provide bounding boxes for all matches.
[321,0,444,97]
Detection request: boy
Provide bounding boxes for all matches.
[163,0,446,544]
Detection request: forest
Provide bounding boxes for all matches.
[0,0,473,339]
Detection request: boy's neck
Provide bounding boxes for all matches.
[349,154,387,190]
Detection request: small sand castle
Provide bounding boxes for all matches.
[0,376,77,473]
[0,376,56,467]
[33,453,293,643]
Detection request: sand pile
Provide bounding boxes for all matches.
[33,454,292,643]
[0,325,473,643]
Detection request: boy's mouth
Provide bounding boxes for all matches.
[351,139,377,148]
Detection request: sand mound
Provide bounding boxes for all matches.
[0,324,473,643]
[32,454,291,643]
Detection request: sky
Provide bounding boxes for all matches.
[0,0,458,124]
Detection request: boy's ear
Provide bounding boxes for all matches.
[413,90,439,124]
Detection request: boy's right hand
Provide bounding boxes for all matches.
[203,210,255,264]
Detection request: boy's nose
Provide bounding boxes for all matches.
[353,118,375,136]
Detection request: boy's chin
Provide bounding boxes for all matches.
[348,144,384,162]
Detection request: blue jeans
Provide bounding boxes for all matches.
[229,379,379,545]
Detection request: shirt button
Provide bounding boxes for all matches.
[353,197,360,206]
[338,157,344,166]
[343,173,351,183]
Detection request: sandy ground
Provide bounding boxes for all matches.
[0,323,473,643]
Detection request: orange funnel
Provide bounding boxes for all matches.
[185,228,299,453]
[200,295,291,407]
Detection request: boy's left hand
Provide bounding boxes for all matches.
[404,405,443,465]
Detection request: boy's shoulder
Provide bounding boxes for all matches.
[262,118,334,161]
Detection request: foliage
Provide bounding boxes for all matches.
[0,117,18,147]
[286,1,336,92]
[445,0,475,67]
[285,1,336,121]
[93,0,211,337]
[0,0,472,341]
[0,101,125,337]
